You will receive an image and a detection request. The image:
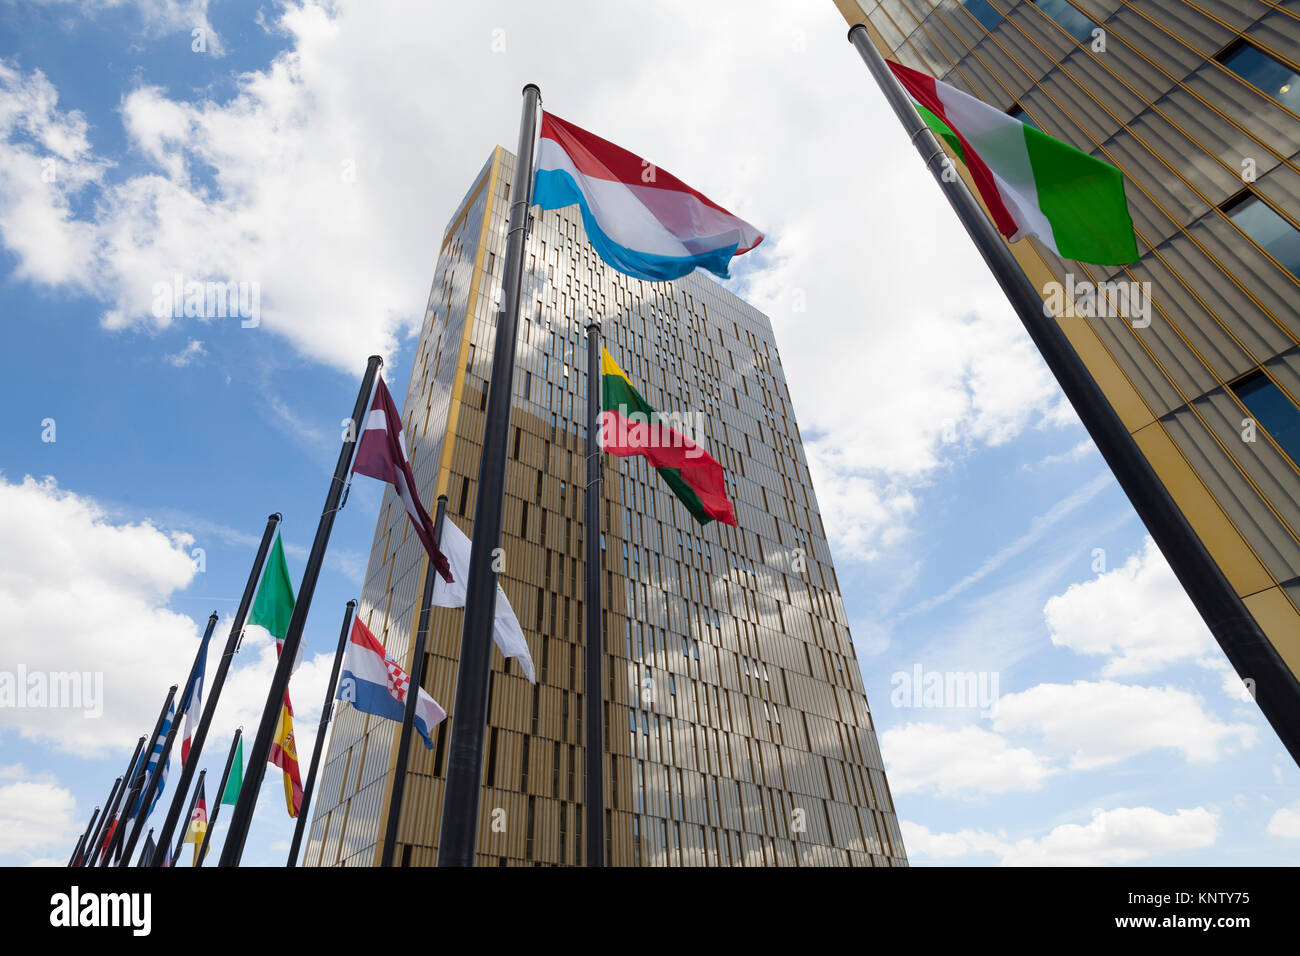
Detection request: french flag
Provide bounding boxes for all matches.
[532,111,763,282]
[336,616,446,748]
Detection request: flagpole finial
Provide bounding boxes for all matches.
[847,23,867,42]
[522,83,540,97]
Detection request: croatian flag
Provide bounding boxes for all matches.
[352,375,453,582]
[532,111,763,282]
[336,616,446,748]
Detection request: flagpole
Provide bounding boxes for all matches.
[68,804,100,867]
[135,830,154,866]
[583,318,605,866]
[94,737,144,865]
[846,23,1300,766]
[153,514,282,863]
[121,612,219,865]
[170,769,206,867]
[438,83,540,868]
[381,496,449,867]
[288,600,356,867]
[220,355,384,866]
[103,685,176,866]
[79,787,114,866]
[197,727,241,867]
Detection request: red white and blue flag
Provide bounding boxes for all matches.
[532,111,763,282]
[179,624,213,766]
[336,616,446,748]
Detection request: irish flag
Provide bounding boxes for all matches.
[600,347,736,527]
[532,111,763,282]
[889,60,1139,266]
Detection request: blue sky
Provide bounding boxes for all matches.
[0,0,1296,867]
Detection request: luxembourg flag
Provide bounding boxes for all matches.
[532,110,764,282]
[336,616,446,748]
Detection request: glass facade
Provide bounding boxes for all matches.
[836,0,1300,708]
[304,147,906,866]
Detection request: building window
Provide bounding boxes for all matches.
[962,0,1002,30]
[1218,39,1300,111]
[1231,371,1300,466]
[1223,193,1300,277]
[1034,0,1097,43]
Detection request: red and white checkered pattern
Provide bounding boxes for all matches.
[385,659,408,703]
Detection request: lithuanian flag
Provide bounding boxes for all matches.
[600,347,736,526]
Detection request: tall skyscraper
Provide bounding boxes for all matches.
[303,147,907,866]
[835,0,1300,755]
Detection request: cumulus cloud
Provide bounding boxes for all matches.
[904,806,1219,866]
[0,0,1077,558]
[1044,536,1217,677]
[880,722,1056,797]
[0,766,80,857]
[993,680,1256,769]
[1266,802,1300,840]
[0,475,200,756]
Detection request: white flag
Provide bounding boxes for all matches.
[432,517,537,684]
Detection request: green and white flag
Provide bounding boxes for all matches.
[890,59,1139,266]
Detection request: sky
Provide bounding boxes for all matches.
[0,0,1296,867]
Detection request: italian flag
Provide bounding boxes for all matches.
[247,534,304,818]
[889,60,1139,266]
[600,347,736,527]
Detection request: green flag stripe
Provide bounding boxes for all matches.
[1021,123,1139,264]
[220,738,243,806]
[915,102,966,165]
[656,466,714,527]
[248,534,296,643]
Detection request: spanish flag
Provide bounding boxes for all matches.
[600,347,736,526]
[269,692,303,817]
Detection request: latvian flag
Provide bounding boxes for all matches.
[336,616,446,748]
[352,375,452,582]
[532,110,763,282]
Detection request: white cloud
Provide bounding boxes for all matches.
[163,338,205,367]
[905,806,1219,866]
[0,475,200,757]
[1044,536,1217,677]
[1266,802,1300,840]
[880,722,1056,797]
[0,775,80,856]
[0,0,1076,558]
[993,680,1256,769]
[33,1,224,54]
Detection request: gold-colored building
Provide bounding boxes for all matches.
[835,0,1300,755]
[303,148,907,866]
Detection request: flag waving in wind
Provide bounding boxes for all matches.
[180,622,213,766]
[337,616,446,748]
[248,533,304,817]
[352,375,452,582]
[532,110,763,282]
[887,60,1139,266]
[431,516,536,683]
[183,778,207,867]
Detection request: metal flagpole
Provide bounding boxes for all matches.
[846,23,1300,766]
[437,83,541,867]
[170,769,206,867]
[287,600,356,867]
[94,737,143,865]
[121,612,219,864]
[583,319,605,866]
[153,514,282,863]
[81,783,117,866]
[381,496,449,866]
[68,804,100,867]
[220,355,384,866]
[196,727,241,867]
[104,686,176,865]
